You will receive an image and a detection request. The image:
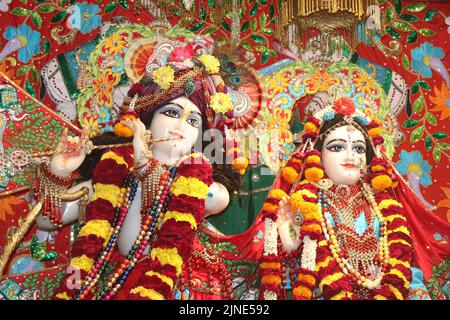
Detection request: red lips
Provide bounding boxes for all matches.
[341,163,357,169]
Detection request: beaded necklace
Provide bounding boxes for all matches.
[318,183,389,290]
[72,161,177,300]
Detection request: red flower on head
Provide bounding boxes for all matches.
[168,45,195,63]
[333,97,356,115]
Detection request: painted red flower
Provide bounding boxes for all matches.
[333,97,356,115]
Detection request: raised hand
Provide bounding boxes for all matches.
[120,118,151,167]
[49,128,89,177]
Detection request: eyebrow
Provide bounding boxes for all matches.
[166,103,202,118]
[326,139,346,146]
[353,140,366,144]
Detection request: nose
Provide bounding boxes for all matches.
[345,144,353,160]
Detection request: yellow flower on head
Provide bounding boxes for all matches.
[198,54,220,74]
[210,92,234,113]
[152,65,175,90]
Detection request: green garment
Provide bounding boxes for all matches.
[207,165,275,235]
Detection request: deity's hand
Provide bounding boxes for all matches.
[49,128,89,177]
[120,118,151,167]
[277,196,301,253]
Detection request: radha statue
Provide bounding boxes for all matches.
[257,93,450,300]
[33,32,240,300]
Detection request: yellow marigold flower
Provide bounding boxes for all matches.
[368,126,383,137]
[210,92,234,113]
[305,167,324,182]
[78,219,112,245]
[71,255,94,273]
[152,65,175,90]
[306,155,321,164]
[304,122,318,133]
[293,286,312,299]
[371,174,392,191]
[268,188,287,200]
[282,166,298,184]
[151,247,183,276]
[261,275,281,285]
[198,54,220,74]
[55,292,71,300]
[171,176,209,199]
[130,286,164,300]
[261,262,281,269]
[164,211,197,230]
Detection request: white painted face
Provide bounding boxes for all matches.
[149,97,203,162]
[321,124,367,185]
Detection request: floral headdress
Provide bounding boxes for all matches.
[113,32,248,174]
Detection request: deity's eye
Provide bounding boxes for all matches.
[186,117,201,128]
[353,144,366,154]
[327,144,345,152]
[161,108,180,118]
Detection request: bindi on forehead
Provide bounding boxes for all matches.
[324,125,365,144]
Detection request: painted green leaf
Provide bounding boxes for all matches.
[393,21,413,32]
[269,4,275,19]
[403,119,420,128]
[251,19,258,32]
[385,7,394,23]
[170,7,183,16]
[400,14,418,22]
[418,80,431,91]
[424,9,438,22]
[25,79,36,97]
[31,65,39,83]
[418,28,436,36]
[11,7,30,16]
[240,41,252,51]
[104,2,118,14]
[200,8,207,20]
[386,27,401,39]
[119,0,129,9]
[402,54,410,70]
[259,13,267,27]
[42,252,58,262]
[37,4,57,13]
[250,34,266,44]
[406,3,427,12]
[426,112,437,126]
[254,45,266,52]
[432,132,448,140]
[411,81,420,94]
[51,10,67,23]
[204,27,218,35]
[191,22,205,32]
[17,65,31,76]
[259,0,269,5]
[433,144,441,162]
[250,3,259,16]
[241,20,250,32]
[424,136,432,151]
[413,95,424,113]
[261,28,274,35]
[406,31,418,44]
[267,49,277,58]
[261,51,270,64]
[394,0,402,14]
[410,125,424,143]
[31,12,43,29]
[441,143,450,151]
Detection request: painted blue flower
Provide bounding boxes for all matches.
[279,93,294,110]
[396,150,432,187]
[289,84,306,99]
[68,2,101,35]
[3,24,41,63]
[411,42,444,78]
[112,54,124,73]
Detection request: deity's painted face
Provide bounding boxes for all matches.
[149,96,203,162]
[321,124,367,185]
